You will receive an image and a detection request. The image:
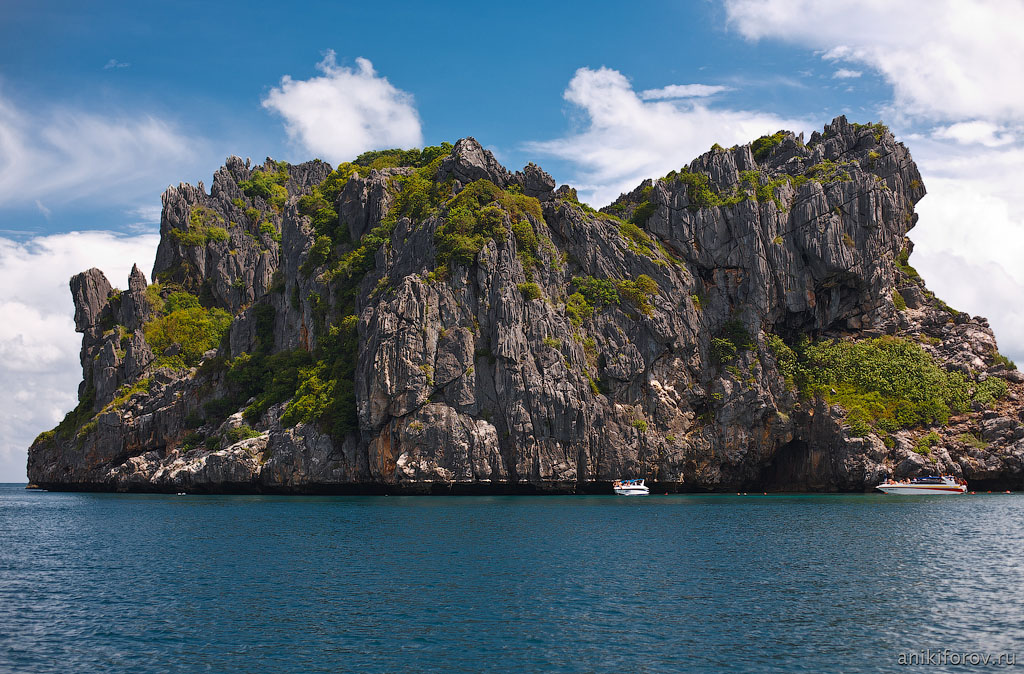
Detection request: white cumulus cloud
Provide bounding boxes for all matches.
[724,0,1024,122]
[262,51,423,164]
[526,67,808,205]
[0,94,203,208]
[908,144,1024,363]
[0,230,159,483]
[932,121,1017,148]
[832,68,861,79]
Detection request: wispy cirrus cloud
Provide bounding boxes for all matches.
[262,51,422,164]
[0,94,204,208]
[639,84,731,100]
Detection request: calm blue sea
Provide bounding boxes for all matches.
[1,484,1022,673]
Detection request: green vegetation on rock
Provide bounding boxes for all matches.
[737,170,790,209]
[566,273,657,319]
[518,282,542,301]
[106,378,152,412]
[239,161,290,210]
[618,221,654,256]
[435,179,544,275]
[992,351,1017,371]
[767,334,796,386]
[851,121,890,142]
[914,431,942,455]
[804,160,854,185]
[792,336,970,435]
[572,276,620,309]
[219,149,463,440]
[143,291,231,370]
[751,132,785,162]
[281,314,361,436]
[675,170,722,209]
[895,247,922,284]
[171,206,230,246]
[224,424,261,445]
[959,432,988,450]
[201,304,316,427]
[616,275,658,316]
[628,185,657,225]
[711,319,754,365]
[352,143,454,171]
[565,293,593,327]
[302,235,334,276]
[972,377,1008,408]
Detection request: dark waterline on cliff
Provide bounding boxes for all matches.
[2,485,1022,672]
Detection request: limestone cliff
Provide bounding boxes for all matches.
[27,117,1024,493]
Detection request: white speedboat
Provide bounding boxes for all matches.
[876,475,967,495]
[613,479,649,496]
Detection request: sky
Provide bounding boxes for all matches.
[2,0,1024,482]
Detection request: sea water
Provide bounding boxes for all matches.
[1,484,1021,672]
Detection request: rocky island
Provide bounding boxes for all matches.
[27,116,1024,493]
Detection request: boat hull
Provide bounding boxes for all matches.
[876,484,966,495]
[612,478,649,496]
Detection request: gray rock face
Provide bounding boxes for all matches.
[340,167,409,241]
[70,268,112,332]
[511,163,556,201]
[118,264,151,330]
[438,138,510,190]
[27,118,1024,493]
[152,156,331,315]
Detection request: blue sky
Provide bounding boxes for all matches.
[3,0,1024,481]
[0,0,894,234]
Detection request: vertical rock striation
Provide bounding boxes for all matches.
[27,118,1024,493]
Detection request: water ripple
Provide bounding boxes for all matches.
[1,488,1022,672]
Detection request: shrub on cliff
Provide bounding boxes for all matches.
[144,304,231,370]
[992,351,1017,371]
[171,206,229,246]
[751,132,785,162]
[712,319,755,365]
[239,161,290,210]
[616,275,658,316]
[677,170,721,209]
[565,293,593,327]
[280,314,360,437]
[223,424,261,445]
[619,221,654,256]
[572,276,620,308]
[517,282,541,301]
[972,377,1008,408]
[794,336,970,433]
[353,143,453,171]
[434,179,543,273]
